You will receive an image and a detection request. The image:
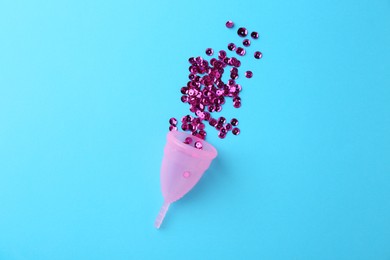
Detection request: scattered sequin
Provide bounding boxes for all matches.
[245,71,253,78]
[205,48,214,56]
[194,141,203,149]
[226,20,234,28]
[251,31,259,39]
[227,43,236,51]
[254,51,263,59]
[237,27,248,37]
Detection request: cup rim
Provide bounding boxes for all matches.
[167,131,218,159]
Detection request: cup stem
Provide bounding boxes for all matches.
[154,201,170,229]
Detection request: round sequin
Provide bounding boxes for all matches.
[218,132,226,139]
[218,117,226,124]
[237,27,248,37]
[226,20,234,28]
[227,43,236,51]
[184,137,193,144]
[254,51,263,59]
[194,141,203,149]
[243,39,251,47]
[236,47,246,56]
[230,118,239,126]
[218,50,227,59]
[169,118,177,126]
[245,71,253,78]
[251,31,259,39]
[205,48,214,56]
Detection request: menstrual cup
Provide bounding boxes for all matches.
[154,131,217,228]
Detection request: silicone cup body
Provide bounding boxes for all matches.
[155,131,217,228]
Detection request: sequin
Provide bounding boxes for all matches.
[181,95,188,103]
[254,51,263,59]
[184,137,193,144]
[218,132,226,139]
[198,130,207,139]
[225,123,232,131]
[226,20,234,28]
[251,31,259,39]
[232,128,240,135]
[230,118,239,126]
[205,48,214,56]
[237,27,248,37]
[209,118,218,127]
[218,50,227,59]
[182,115,192,123]
[233,101,241,108]
[245,71,253,78]
[181,124,189,131]
[194,141,203,149]
[227,43,236,51]
[236,47,246,56]
[218,117,226,124]
[169,118,177,126]
[243,39,251,47]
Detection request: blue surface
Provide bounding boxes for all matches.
[1,0,389,259]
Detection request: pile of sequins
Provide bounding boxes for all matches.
[169,20,263,149]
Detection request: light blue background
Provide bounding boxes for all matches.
[1,0,389,259]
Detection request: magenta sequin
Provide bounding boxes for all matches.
[169,118,177,126]
[226,20,234,28]
[194,141,203,149]
[237,27,248,37]
[184,137,193,144]
[231,118,239,126]
[218,132,226,139]
[232,128,240,135]
[251,31,259,39]
[227,43,236,51]
[236,47,246,56]
[218,50,227,59]
[243,39,251,47]
[205,48,214,56]
[245,71,253,78]
[169,125,177,131]
[254,51,263,59]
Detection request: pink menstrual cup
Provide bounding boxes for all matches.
[154,131,218,228]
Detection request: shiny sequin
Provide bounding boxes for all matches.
[254,51,263,59]
[169,118,177,126]
[243,39,251,47]
[251,31,259,39]
[237,27,248,37]
[245,71,253,78]
[194,141,203,149]
[227,43,236,51]
[205,48,214,56]
[226,20,234,28]
[230,118,239,126]
[232,128,240,135]
[184,137,193,144]
[236,47,246,56]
